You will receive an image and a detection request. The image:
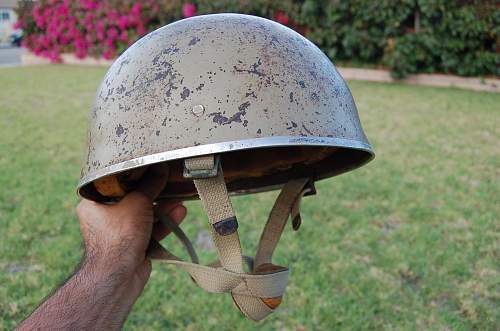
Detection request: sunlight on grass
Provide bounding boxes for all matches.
[0,66,498,330]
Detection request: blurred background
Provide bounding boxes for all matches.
[1,1,499,330]
[3,0,499,78]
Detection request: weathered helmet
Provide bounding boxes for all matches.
[78,14,373,321]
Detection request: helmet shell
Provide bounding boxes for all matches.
[79,14,374,200]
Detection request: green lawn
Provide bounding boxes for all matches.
[0,66,499,330]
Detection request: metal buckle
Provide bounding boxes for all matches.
[183,155,221,179]
[303,178,316,197]
[213,216,239,236]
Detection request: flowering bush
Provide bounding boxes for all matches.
[17,0,183,62]
[16,0,499,78]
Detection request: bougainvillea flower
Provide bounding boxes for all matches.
[182,3,196,18]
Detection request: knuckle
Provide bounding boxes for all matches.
[76,200,87,217]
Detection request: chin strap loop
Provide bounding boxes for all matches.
[149,154,313,321]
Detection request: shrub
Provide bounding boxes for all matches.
[16,0,183,61]
[16,0,499,78]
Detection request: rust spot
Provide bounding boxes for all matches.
[208,111,229,125]
[209,112,229,125]
[152,46,180,65]
[208,101,250,126]
[155,71,169,80]
[116,58,130,75]
[116,84,126,94]
[189,36,200,46]
[302,124,313,135]
[310,92,320,102]
[245,91,257,98]
[286,121,298,130]
[233,58,265,77]
[239,101,251,112]
[180,87,191,101]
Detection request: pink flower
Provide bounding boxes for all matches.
[80,0,98,10]
[13,20,23,29]
[103,49,114,60]
[75,47,88,58]
[33,5,46,28]
[274,11,289,26]
[107,10,119,23]
[48,48,61,62]
[24,0,161,61]
[119,30,128,42]
[131,2,142,16]
[118,15,129,30]
[96,31,105,41]
[182,3,196,18]
[96,21,105,33]
[136,21,146,35]
[84,12,95,24]
[106,38,115,47]
[68,27,80,39]
[74,37,87,49]
[107,27,119,40]
[55,4,69,16]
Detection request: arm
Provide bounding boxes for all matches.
[17,165,185,330]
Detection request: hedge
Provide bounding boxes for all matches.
[17,0,500,78]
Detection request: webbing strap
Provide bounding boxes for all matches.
[149,240,289,297]
[154,212,199,264]
[184,156,244,273]
[149,155,311,321]
[254,178,310,269]
[184,155,274,320]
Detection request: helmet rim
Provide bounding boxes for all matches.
[78,135,374,200]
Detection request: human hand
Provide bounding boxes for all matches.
[17,164,186,331]
[76,164,186,300]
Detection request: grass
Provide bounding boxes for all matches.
[0,66,499,330]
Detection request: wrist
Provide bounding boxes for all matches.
[79,254,130,289]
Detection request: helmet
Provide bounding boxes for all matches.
[78,14,374,321]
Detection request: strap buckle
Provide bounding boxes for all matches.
[302,178,316,197]
[213,216,239,236]
[183,155,221,178]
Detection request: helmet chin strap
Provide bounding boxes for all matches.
[148,154,313,321]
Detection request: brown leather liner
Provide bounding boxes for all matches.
[85,145,371,202]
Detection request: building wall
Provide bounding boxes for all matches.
[0,7,18,44]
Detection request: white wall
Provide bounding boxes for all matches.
[0,8,18,44]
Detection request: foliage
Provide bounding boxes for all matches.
[381,0,500,78]
[15,1,500,76]
[16,0,184,61]
[1,66,499,330]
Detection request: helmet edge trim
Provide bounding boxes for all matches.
[78,135,374,196]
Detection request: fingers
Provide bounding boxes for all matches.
[128,162,169,203]
[152,204,187,241]
[155,199,183,215]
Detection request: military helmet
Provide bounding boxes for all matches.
[78,14,373,321]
